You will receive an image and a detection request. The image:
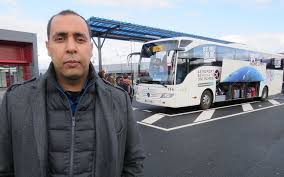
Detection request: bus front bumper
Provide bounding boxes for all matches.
[136,96,177,107]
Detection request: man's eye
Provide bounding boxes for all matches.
[55,37,64,42]
[77,37,86,43]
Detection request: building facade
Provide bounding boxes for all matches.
[0,29,38,88]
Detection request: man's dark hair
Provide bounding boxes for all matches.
[47,9,92,40]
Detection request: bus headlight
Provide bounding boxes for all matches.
[161,93,174,98]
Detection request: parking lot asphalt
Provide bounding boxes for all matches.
[133,95,284,177]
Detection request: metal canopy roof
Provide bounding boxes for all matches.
[87,17,233,44]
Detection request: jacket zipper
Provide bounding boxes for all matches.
[69,116,76,177]
[54,87,77,177]
[66,82,95,177]
[53,80,96,177]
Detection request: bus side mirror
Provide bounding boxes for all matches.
[128,52,141,57]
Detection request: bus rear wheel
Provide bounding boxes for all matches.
[200,90,213,110]
[261,86,268,101]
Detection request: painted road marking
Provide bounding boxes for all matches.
[242,103,254,112]
[166,103,284,131]
[142,110,152,113]
[138,102,284,132]
[194,110,215,123]
[165,100,260,117]
[268,99,280,105]
[132,107,138,111]
[141,114,165,124]
[138,121,168,131]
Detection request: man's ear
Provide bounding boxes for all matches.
[46,41,51,57]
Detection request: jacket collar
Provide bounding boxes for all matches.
[43,63,99,89]
[31,62,109,94]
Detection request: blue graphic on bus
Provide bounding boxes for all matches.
[224,66,264,82]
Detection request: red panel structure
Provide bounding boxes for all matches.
[0,41,33,87]
[0,45,21,60]
[0,42,32,63]
[23,64,31,80]
[24,44,33,63]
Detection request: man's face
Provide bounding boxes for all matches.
[46,14,93,81]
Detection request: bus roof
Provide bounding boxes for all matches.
[143,36,284,58]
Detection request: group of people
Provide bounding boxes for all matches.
[98,69,134,102]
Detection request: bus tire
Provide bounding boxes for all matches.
[200,90,213,110]
[261,86,268,101]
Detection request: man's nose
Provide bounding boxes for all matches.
[66,38,77,54]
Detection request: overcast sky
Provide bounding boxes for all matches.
[1,0,284,70]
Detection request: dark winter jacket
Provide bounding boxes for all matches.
[45,66,97,177]
[0,63,145,177]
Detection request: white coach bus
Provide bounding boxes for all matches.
[135,37,284,109]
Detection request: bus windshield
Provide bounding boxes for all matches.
[138,40,178,85]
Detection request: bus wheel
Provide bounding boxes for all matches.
[200,90,212,110]
[261,86,268,101]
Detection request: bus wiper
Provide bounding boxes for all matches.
[140,80,167,87]
[159,82,168,88]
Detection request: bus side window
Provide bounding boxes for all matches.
[235,49,249,61]
[193,46,203,59]
[216,46,235,61]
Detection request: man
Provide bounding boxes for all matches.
[98,68,107,79]
[0,10,145,177]
[120,74,133,102]
[122,74,131,86]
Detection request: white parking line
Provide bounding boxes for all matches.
[194,110,215,123]
[137,121,168,131]
[141,114,165,124]
[242,103,254,112]
[268,99,280,105]
[166,103,284,132]
[166,100,260,117]
[142,110,152,113]
[138,102,284,132]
